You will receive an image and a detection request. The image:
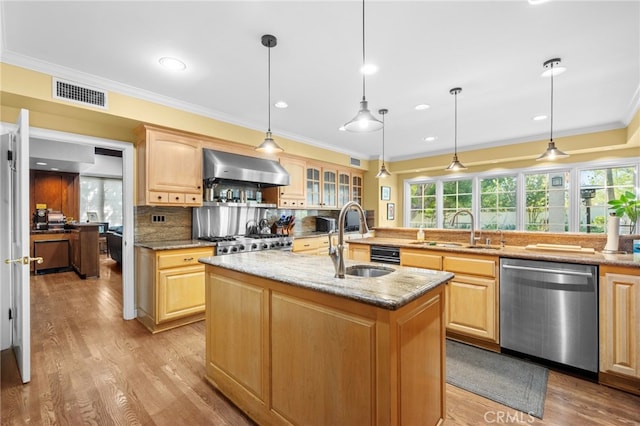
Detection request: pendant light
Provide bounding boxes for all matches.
[343,0,383,133]
[376,108,391,178]
[537,58,569,161]
[255,34,284,153]
[445,87,467,171]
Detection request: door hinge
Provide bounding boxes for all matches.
[8,308,12,320]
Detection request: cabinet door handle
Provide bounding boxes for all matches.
[157,195,162,200]
[184,257,194,261]
[175,196,180,200]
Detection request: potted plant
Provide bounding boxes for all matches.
[608,191,639,234]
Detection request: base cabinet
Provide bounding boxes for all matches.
[69,224,100,279]
[401,247,499,349]
[599,265,640,395]
[205,266,446,426]
[136,246,213,333]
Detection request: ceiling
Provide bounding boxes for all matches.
[2,1,639,163]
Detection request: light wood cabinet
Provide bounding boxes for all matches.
[306,163,338,209]
[135,125,203,206]
[275,156,306,208]
[599,265,640,395]
[351,172,364,206]
[292,235,330,255]
[348,242,370,261]
[136,246,213,333]
[205,265,446,426]
[400,247,499,349]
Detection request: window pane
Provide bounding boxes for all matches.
[579,166,636,234]
[524,171,570,232]
[408,182,437,228]
[479,175,516,230]
[443,179,472,228]
[80,176,123,227]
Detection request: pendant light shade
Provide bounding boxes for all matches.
[376,108,391,178]
[445,87,467,171]
[537,58,568,161]
[344,0,382,133]
[255,34,284,154]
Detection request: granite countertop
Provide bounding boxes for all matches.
[199,251,453,310]
[348,237,640,268]
[135,240,216,250]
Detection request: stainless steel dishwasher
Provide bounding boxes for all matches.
[500,258,598,374]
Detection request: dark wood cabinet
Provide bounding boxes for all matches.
[29,170,79,222]
[33,239,70,273]
[69,224,99,279]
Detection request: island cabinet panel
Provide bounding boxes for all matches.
[204,265,446,426]
[208,276,265,399]
[599,266,640,396]
[271,294,375,425]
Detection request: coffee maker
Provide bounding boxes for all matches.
[33,208,48,230]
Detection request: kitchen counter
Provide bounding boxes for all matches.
[199,250,452,310]
[348,237,640,268]
[201,250,450,425]
[135,239,215,251]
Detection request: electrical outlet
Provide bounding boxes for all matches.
[151,215,166,223]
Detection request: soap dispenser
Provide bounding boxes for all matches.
[417,226,425,242]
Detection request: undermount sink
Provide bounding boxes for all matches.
[345,265,395,278]
[465,245,501,250]
[411,241,463,247]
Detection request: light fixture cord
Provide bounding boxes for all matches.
[381,113,385,162]
[267,42,272,132]
[454,91,458,155]
[549,62,554,143]
[361,0,366,101]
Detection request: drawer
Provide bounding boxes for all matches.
[293,238,319,252]
[185,193,202,205]
[149,191,169,203]
[443,256,496,278]
[158,249,214,269]
[401,249,442,270]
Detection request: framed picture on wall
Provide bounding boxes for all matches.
[387,203,395,220]
[381,186,391,201]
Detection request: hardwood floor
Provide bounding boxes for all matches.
[2,257,639,425]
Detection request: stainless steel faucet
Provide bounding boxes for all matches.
[328,201,369,278]
[450,210,477,246]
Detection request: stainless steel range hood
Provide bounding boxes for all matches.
[203,149,290,187]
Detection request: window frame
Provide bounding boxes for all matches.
[403,157,639,233]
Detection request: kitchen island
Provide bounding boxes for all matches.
[199,251,453,426]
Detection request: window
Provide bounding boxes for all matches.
[409,182,437,228]
[524,171,570,232]
[80,176,123,227]
[579,166,636,234]
[479,175,516,230]
[443,179,472,228]
[403,159,639,234]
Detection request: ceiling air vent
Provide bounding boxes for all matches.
[350,157,361,167]
[53,77,108,109]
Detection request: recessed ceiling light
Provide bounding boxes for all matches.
[338,126,346,131]
[274,101,288,109]
[361,63,378,75]
[533,115,548,121]
[415,104,430,111]
[159,56,187,71]
[36,161,47,166]
[528,0,551,5]
[50,168,59,171]
[424,136,437,142]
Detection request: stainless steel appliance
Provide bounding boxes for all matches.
[316,217,336,232]
[198,234,293,256]
[203,149,290,187]
[370,245,400,264]
[500,258,598,374]
[46,211,66,230]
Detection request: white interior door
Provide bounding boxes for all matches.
[3,109,32,383]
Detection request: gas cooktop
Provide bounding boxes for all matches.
[198,234,293,255]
